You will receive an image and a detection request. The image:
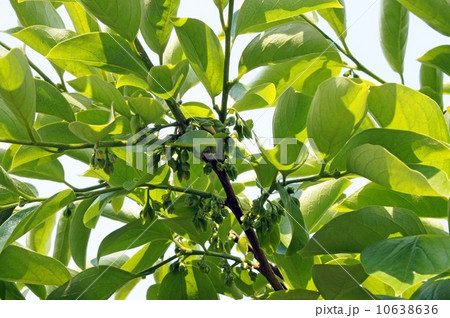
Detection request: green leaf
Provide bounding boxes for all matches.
[380,0,409,75]
[368,84,449,142]
[318,0,347,40]
[0,98,29,140]
[251,53,343,100]
[302,207,426,256]
[97,219,172,259]
[0,244,71,285]
[53,213,72,266]
[232,83,277,112]
[300,178,352,231]
[420,64,443,108]
[69,76,130,117]
[235,0,342,35]
[213,0,229,10]
[411,274,450,300]
[397,0,450,36]
[64,2,100,34]
[35,79,75,121]
[162,216,212,245]
[330,129,450,173]
[336,182,448,218]
[313,264,373,300]
[26,213,56,255]
[114,277,141,300]
[361,235,450,294]
[257,136,307,173]
[266,289,319,300]
[0,48,36,129]
[0,206,35,252]
[239,20,341,77]
[121,240,171,274]
[83,190,127,229]
[0,189,75,253]
[277,184,309,255]
[173,18,224,97]
[69,198,94,270]
[271,253,313,289]
[418,45,450,76]
[128,97,165,125]
[0,281,25,300]
[80,0,141,40]
[307,77,369,160]
[180,102,214,118]
[148,60,189,99]
[68,115,116,143]
[158,266,219,300]
[11,158,66,183]
[10,0,65,29]
[47,266,136,300]
[141,0,180,57]
[10,26,76,56]
[172,130,215,148]
[346,144,446,197]
[0,165,35,199]
[47,32,148,78]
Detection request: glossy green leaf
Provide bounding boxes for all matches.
[10,0,64,29]
[158,266,219,300]
[300,178,352,231]
[10,26,76,56]
[411,274,450,300]
[173,18,224,97]
[0,48,36,129]
[330,129,450,173]
[235,0,342,35]
[69,198,94,270]
[361,235,450,294]
[80,0,141,40]
[369,84,449,142]
[53,213,72,266]
[257,136,307,173]
[83,190,127,229]
[313,264,373,300]
[303,207,426,256]
[141,0,180,56]
[0,189,75,253]
[26,213,56,255]
[0,244,71,285]
[277,184,309,255]
[420,64,443,107]
[318,0,347,40]
[148,60,189,99]
[172,130,215,148]
[0,206,35,252]
[64,2,100,34]
[271,253,313,289]
[47,33,148,78]
[68,115,116,143]
[47,266,136,300]
[380,0,409,75]
[239,20,341,76]
[97,219,172,259]
[418,45,450,76]
[266,289,319,300]
[251,53,343,101]
[35,79,75,121]
[0,166,35,199]
[336,182,448,218]
[114,277,141,300]
[307,77,369,160]
[121,240,171,274]
[69,76,130,117]
[180,102,214,118]
[273,89,311,143]
[232,83,277,111]
[0,98,29,140]
[128,97,165,125]
[347,144,446,197]
[397,0,450,36]
[162,216,211,245]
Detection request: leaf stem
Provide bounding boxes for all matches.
[219,0,235,123]
[300,16,386,84]
[283,171,349,186]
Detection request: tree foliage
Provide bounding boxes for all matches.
[0,0,449,300]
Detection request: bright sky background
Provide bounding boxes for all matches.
[0,0,449,299]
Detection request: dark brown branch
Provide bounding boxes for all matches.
[210,160,285,291]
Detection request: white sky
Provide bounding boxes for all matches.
[0,0,449,299]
